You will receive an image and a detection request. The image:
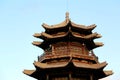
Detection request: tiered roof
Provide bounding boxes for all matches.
[33,12,103,50]
[23,60,112,79]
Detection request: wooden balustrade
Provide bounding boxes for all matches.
[38,51,97,63]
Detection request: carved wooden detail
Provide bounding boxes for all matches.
[51,42,89,55]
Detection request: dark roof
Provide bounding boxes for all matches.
[32,31,103,50]
[23,60,113,79]
[42,14,96,34]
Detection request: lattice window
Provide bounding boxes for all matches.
[69,46,82,54]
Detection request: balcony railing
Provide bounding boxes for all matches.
[38,51,98,63]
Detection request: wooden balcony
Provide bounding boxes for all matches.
[38,51,98,63]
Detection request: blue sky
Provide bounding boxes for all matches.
[0,0,120,80]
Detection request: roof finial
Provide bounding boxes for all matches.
[66,12,69,19]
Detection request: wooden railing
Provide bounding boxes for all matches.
[38,51,98,63]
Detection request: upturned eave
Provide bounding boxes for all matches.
[32,41,42,46]
[41,12,96,34]
[94,42,104,47]
[71,22,96,31]
[104,70,113,76]
[32,33,103,50]
[33,33,41,38]
[33,61,107,70]
[35,32,101,40]
[23,70,35,76]
[42,19,69,30]
[42,21,96,32]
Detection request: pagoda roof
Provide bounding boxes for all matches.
[32,12,103,50]
[33,32,101,40]
[23,69,112,79]
[23,61,113,79]
[33,61,107,70]
[33,31,103,50]
[42,12,96,34]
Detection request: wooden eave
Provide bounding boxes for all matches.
[94,42,104,47]
[33,33,42,38]
[34,61,68,69]
[73,61,107,70]
[42,18,96,34]
[33,61,107,70]
[32,32,102,50]
[23,70,39,79]
[34,31,101,40]
[104,70,113,76]
[85,40,103,50]
[42,19,69,30]
[42,19,69,34]
[72,32,102,40]
[32,33,103,50]
[23,70,35,76]
[32,41,49,49]
[23,62,111,79]
[94,70,113,79]
[71,22,96,32]
[32,41,42,46]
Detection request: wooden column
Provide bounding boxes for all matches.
[69,73,72,80]
[90,74,93,80]
[46,74,49,80]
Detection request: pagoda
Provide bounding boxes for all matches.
[23,12,113,80]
